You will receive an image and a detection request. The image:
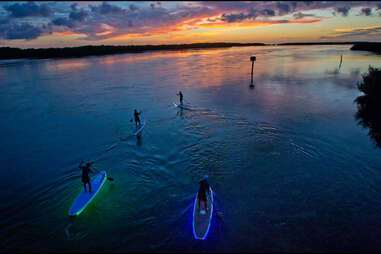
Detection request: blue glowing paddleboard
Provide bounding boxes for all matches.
[68,171,107,216]
[131,119,145,136]
[173,102,189,110]
[192,187,213,240]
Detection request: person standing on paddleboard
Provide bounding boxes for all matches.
[79,160,95,193]
[176,91,183,105]
[198,175,210,214]
[134,109,142,128]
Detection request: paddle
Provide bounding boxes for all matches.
[80,160,114,181]
[89,157,105,165]
[93,168,114,181]
[209,188,224,221]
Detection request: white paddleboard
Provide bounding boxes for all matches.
[131,119,145,136]
[173,102,190,110]
[68,171,107,216]
[192,187,213,240]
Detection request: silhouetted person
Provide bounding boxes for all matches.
[197,175,210,215]
[177,91,183,105]
[134,109,142,128]
[79,160,95,193]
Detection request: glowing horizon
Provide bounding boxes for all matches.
[0,1,380,49]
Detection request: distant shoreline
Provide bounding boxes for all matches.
[0,43,264,60]
[0,41,378,60]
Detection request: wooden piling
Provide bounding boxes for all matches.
[250,56,256,87]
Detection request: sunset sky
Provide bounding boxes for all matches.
[0,1,380,48]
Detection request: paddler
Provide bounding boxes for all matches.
[134,109,142,128]
[176,91,183,105]
[197,175,210,215]
[79,160,95,193]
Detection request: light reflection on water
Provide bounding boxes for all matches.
[0,45,381,252]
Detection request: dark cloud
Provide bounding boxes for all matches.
[202,1,373,19]
[335,6,351,16]
[0,1,379,43]
[276,2,290,14]
[221,12,256,23]
[260,9,275,17]
[70,3,78,11]
[302,1,313,7]
[52,5,89,29]
[4,2,53,18]
[52,17,75,29]
[69,9,88,22]
[0,22,48,40]
[129,4,138,12]
[221,7,258,23]
[75,4,187,40]
[293,12,317,19]
[90,2,125,15]
[276,2,297,15]
[360,7,372,16]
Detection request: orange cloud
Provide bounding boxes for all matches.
[51,31,85,37]
[335,25,381,32]
[100,16,322,42]
[197,18,322,29]
[95,31,113,36]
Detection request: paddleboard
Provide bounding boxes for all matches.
[68,171,107,216]
[192,187,213,240]
[173,102,191,110]
[131,119,145,136]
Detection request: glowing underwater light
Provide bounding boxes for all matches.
[192,188,213,240]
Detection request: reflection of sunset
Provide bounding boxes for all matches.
[46,59,89,72]
[95,47,232,65]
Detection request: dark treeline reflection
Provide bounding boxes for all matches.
[355,66,381,148]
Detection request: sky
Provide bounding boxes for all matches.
[0,1,380,48]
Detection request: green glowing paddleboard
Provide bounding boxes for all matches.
[68,171,106,216]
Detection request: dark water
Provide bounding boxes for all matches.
[1,45,381,252]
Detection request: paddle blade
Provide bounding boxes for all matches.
[107,177,114,181]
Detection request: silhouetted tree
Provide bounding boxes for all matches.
[355,66,381,148]
[351,42,381,54]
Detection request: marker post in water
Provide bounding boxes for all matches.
[250,56,256,87]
